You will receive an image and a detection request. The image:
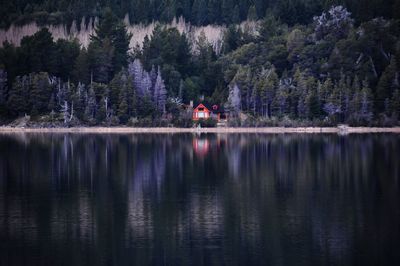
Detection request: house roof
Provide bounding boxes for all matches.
[193,102,225,113]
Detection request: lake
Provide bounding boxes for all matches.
[0,133,399,265]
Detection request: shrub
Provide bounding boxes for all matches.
[196,118,217,128]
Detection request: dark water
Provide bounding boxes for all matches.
[0,133,399,266]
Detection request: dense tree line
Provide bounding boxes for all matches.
[1,0,400,29]
[0,6,400,127]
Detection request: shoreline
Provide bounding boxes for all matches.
[1,126,400,134]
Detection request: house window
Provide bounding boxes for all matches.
[198,112,205,118]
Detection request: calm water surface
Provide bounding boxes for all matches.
[0,133,399,266]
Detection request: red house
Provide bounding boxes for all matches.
[192,103,211,120]
[192,103,227,121]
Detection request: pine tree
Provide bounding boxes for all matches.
[72,48,90,84]
[257,67,278,117]
[72,82,86,120]
[87,39,114,83]
[272,79,291,117]
[7,75,30,116]
[128,59,153,97]
[305,77,320,119]
[84,85,97,123]
[376,58,398,113]
[259,13,280,42]
[319,78,334,109]
[47,93,56,113]
[117,88,129,124]
[153,67,167,115]
[222,25,241,54]
[391,89,400,121]
[227,83,241,116]
[359,79,374,124]
[96,96,109,123]
[0,69,7,114]
[89,8,131,83]
[30,72,53,116]
[339,73,351,121]
[293,68,308,118]
[348,76,362,123]
[324,82,342,122]
[112,22,132,72]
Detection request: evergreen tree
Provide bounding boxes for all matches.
[319,78,334,111]
[30,72,53,116]
[222,25,241,54]
[96,96,110,123]
[113,70,135,123]
[227,83,241,116]
[259,13,280,42]
[19,28,56,74]
[117,89,129,124]
[47,93,57,113]
[257,67,279,117]
[89,8,132,83]
[7,76,30,116]
[348,75,362,122]
[305,77,320,119]
[377,58,398,113]
[273,78,293,117]
[293,68,308,118]
[87,39,114,83]
[0,69,7,114]
[52,39,81,81]
[359,79,374,124]
[391,89,400,121]
[128,59,152,97]
[72,48,90,84]
[153,67,167,114]
[84,85,97,123]
[72,82,87,120]
[324,82,342,122]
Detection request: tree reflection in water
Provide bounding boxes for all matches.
[0,133,399,265]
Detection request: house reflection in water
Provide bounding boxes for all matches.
[192,137,210,157]
[192,135,227,158]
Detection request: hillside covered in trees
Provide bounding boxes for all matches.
[0,3,400,127]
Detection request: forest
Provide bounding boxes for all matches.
[1,0,400,28]
[0,3,400,127]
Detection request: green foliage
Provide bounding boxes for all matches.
[88,9,132,83]
[1,4,400,127]
[377,58,398,113]
[196,118,217,128]
[0,0,399,30]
